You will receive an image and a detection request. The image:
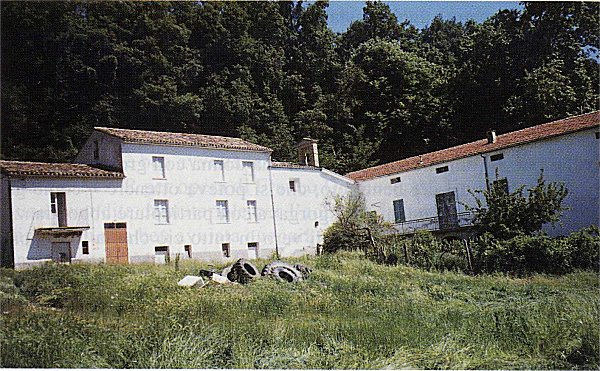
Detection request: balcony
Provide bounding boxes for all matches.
[394,211,476,235]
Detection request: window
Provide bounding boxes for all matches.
[248,242,258,259]
[596,132,600,139]
[390,177,401,184]
[242,161,254,182]
[93,140,99,160]
[436,166,449,174]
[184,245,192,258]
[82,241,89,255]
[490,153,504,162]
[50,193,58,214]
[289,179,297,192]
[393,199,406,223]
[154,200,169,224]
[152,156,166,178]
[50,192,67,227]
[247,200,257,222]
[216,200,229,223]
[154,246,169,264]
[493,178,509,194]
[214,160,225,181]
[222,243,230,258]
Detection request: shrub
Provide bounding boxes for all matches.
[471,228,600,275]
[322,190,394,261]
[466,170,568,239]
[565,226,600,271]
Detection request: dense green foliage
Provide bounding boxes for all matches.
[380,227,600,275]
[1,254,599,369]
[2,1,598,173]
[467,171,569,239]
[323,190,393,260]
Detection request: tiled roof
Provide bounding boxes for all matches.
[346,111,600,181]
[95,127,272,152]
[270,161,320,170]
[0,161,124,178]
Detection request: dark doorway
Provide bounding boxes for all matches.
[436,192,458,230]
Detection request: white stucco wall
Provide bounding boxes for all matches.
[75,131,123,170]
[358,128,599,236]
[9,177,123,268]
[270,167,354,256]
[118,143,277,262]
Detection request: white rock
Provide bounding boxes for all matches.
[177,275,205,288]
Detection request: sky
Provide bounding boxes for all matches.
[326,1,522,32]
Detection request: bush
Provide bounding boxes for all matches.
[471,227,600,275]
[565,226,600,271]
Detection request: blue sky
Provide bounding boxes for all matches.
[326,1,521,32]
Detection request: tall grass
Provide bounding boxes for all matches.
[1,252,598,369]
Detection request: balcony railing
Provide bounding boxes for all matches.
[394,211,476,235]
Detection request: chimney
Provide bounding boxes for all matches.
[297,138,319,167]
[486,130,497,144]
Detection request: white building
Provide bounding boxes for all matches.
[346,111,599,238]
[1,128,354,268]
[1,111,598,268]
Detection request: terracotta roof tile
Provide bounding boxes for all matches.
[346,111,600,181]
[0,161,124,178]
[270,161,320,170]
[95,127,272,152]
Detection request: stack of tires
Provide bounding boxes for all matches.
[219,259,312,284]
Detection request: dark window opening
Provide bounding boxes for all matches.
[116,222,127,229]
[222,243,230,258]
[490,153,504,162]
[93,140,100,160]
[155,246,169,253]
[596,132,600,139]
[104,222,115,229]
[436,166,449,174]
[390,177,401,184]
[82,241,89,255]
[184,245,192,258]
[289,180,296,192]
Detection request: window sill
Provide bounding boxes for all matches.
[154,223,170,225]
[152,178,167,180]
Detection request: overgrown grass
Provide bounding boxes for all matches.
[1,252,598,369]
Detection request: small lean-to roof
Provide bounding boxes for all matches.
[0,161,124,178]
[346,111,600,181]
[95,127,272,152]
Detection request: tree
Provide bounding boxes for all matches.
[466,171,568,239]
[323,190,394,261]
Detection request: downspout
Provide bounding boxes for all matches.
[4,175,15,268]
[481,154,490,191]
[267,161,280,259]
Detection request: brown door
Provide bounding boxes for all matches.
[436,192,458,230]
[104,222,129,263]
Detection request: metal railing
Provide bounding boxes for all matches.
[394,211,476,235]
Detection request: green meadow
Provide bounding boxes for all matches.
[1,252,598,369]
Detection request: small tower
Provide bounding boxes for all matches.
[297,138,319,167]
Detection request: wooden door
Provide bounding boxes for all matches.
[104,222,129,263]
[436,192,458,230]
